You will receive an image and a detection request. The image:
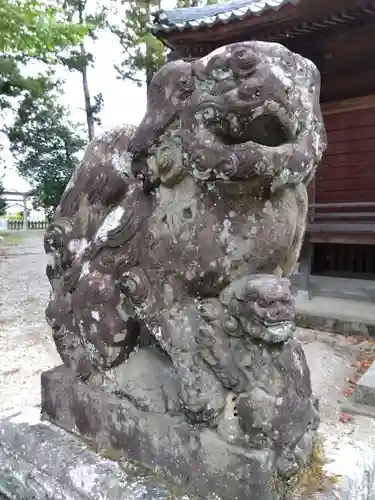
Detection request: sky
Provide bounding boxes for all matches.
[1,29,149,191]
[1,0,180,192]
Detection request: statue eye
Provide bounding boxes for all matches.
[180,76,189,85]
[234,49,246,58]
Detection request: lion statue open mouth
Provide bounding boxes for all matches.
[44,41,326,483]
[129,42,325,188]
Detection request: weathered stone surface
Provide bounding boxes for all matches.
[0,408,192,500]
[42,41,327,498]
[41,365,276,500]
[341,360,375,418]
[354,361,375,407]
[3,409,375,500]
[315,433,375,500]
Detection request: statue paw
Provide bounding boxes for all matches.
[178,368,226,425]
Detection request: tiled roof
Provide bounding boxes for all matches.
[153,0,300,33]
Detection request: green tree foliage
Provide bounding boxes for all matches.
[0,57,54,115]
[108,0,165,88]
[59,0,106,140]
[0,0,88,131]
[0,0,87,56]
[108,0,219,88]
[6,87,86,214]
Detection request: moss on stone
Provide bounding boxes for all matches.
[89,442,197,499]
[272,440,340,499]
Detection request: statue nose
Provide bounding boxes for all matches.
[237,82,261,101]
[231,50,259,75]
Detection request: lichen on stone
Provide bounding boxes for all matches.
[43,40,327,500]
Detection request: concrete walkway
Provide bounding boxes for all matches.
[0,231,60,418]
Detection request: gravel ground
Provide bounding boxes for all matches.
[0,231,60,418]
[1,230,375,447]
[297,328,375,448]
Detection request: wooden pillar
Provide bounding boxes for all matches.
[166,48,183,62]
[298,237,313,300]
[23,195,28,231]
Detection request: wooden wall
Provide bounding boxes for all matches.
[314,95,375,204]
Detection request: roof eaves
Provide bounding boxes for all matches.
[153,0,300,34]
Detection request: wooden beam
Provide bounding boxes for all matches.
[158,0,374,47]
[309,233,375,245]
[321,94,375,115]
[308,223,375,233]
[309,201,375,209]
[312,213,375,220]
[298,237,313,298]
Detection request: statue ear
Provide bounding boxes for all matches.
[192,61,206,81]
[128,110,170,158]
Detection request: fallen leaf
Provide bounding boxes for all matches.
[360,362,371,372]
[347,335,366,345]
[339,412,354,423]
[342,388,354,397]
[347,377,358,387]
[347,336,358,345]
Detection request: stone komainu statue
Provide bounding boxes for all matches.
[44,42,326,496]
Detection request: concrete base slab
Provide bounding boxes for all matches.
[294,289,310,301]
[340,360,375,419]
[295,296,375,336]
[309,276,375,303]
[40,366,276,500]
[354,360,375,407]
[341,399,375,419]
[0,408,190,500]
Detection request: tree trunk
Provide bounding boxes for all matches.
[146,45,153,90]
[145,1,154,89]
[80,42,95,141]
[77,1,94,141]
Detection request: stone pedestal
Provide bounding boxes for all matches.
[41,366,277,500]
[0,408,191,499]
[2,406,375,500]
